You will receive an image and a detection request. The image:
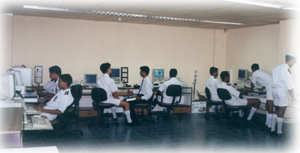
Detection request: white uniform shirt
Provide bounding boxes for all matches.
[96,74,120,105]
[138,76,153,101]
[272,64,294,91]
[41,88,74,121]
[251,70,272,88]
[272,64,294,106]
[251,69,273,100]
[44,79,59,94]
[159,77,183,104]
[206,76,221,101]
[218,82,247,106]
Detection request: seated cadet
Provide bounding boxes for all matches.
[158,68,183,104]
[38,65,62,103]
[206,67,221,102]
[130,66,153,119]
[218,71,261,121]
[250,63,274,128]
[206,67,222,114]
[33,74,74,122]
[97,63,132,124]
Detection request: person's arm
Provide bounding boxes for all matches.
[158,82,167,94]
[229,86,242,98]
[39,93,55,103]
[109,79,120,98]
[285,71,295,99]
[33,105,62,115]
[41,108,62,115]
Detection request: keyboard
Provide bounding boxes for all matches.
[25,105,41,115]
[32,116,50,129]
[23,115,53,131]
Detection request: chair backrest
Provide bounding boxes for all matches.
[166,85,182,105]
[205,87,211,101]
[71,84,83,104]
[91,87,108,102]
[217,88,232,101]
[166,85,182,97]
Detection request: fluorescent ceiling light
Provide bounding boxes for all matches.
[201,20,243,25]
[282,7,299,11]
[23,5,244,26]
[225,0,282,9]
[23,5,70,12]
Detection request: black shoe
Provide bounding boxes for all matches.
[204,114,210,120]
[269,131,277,136]
[125,122,134,126]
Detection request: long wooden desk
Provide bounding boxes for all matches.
[79,86,193,117]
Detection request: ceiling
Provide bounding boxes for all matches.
[3,0,298,29]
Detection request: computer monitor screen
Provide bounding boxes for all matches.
[0,72,16,99]
[153,69,164,79]
[85,74,97,84]
[12,67,32,86]
[238,69,246,80]
[111,69,120,78]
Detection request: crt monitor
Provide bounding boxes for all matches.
[12,67,32,86]
[238,69,246,80]
[110,68,120,78]
[153,69,164,79]
[84,74,97,84]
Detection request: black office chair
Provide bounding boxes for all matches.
[133,100,153,123]
[204,87,223,120]
[91,88,116,125]
[158,85,182,116]
[217,88,248,119]
[55,84,83,136]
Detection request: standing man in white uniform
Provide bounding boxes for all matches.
[130,66,153,121]
[97,63,132,124]
[158,69,183,104]
[33,74,74,122]
[218,71,261,121]
[271,54,296,135]
[38,65,61,103]
[250,64,273,128]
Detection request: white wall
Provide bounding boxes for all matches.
[0,14,13,74]
[11,15,227,90]
[226,24,280,82]
[6,15,296,91]
[226,20,297,83]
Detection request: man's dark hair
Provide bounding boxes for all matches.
[169,68,177,78]
[251,63,260,71]
[60,74,73,87]
[286,54,296,62]
[220,71,230,82]
[140,66,150,75]
[100,63,111,74]
[49,65,61,76]
[209,67,218,75]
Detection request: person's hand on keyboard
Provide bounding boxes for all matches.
[33,105,43,112]
[38,97,47,103]
[41,115,48,119]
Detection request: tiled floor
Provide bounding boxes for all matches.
[23,113,292,153]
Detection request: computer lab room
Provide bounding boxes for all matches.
[0,0,299,153]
